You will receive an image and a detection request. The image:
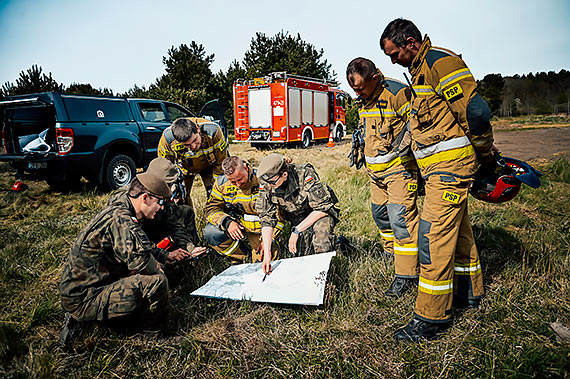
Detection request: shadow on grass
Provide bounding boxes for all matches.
[473,224,524,280]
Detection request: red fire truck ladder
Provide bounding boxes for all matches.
[234,80,249,135]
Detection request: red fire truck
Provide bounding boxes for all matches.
[233,72,346,148]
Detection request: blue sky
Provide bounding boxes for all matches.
[1,0,569,95]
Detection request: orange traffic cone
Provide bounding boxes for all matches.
[327,132,335,147]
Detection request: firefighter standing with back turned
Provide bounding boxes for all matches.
[380,18,496,341]
[346,57,420,298]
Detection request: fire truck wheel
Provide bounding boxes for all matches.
[301,131,311,149]
[334,126,343,142]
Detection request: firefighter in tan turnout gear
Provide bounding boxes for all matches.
[157,117,228,207]
[380,18,495,341]
[346,57,420,298]
[203,156,283,264]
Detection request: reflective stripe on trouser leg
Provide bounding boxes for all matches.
[370,179,393,254]
[453,204,484,301]
[385,172,420,278]
[203,223,247,262]
[414,176,472,323]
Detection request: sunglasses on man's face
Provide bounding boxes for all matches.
[264,173,282,185]
[148,194,165,206]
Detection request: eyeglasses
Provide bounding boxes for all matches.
[264,173,283,185]
[149,194,166,205]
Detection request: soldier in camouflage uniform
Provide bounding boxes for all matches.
[59,170,186,347]
[255,154,340,275]
[203,156,284,264]
[157,117,228,207]
[108,157,206,258]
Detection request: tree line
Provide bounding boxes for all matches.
[1,31,334,129]
[2,31,569,127]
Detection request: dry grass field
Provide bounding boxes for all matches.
[1,134,569,378]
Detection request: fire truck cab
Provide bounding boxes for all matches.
[233,72,346,148]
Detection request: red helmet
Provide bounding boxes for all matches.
[470,156,542,203]
[12,180,28,191]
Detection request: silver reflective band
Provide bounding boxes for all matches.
[243,214,260,222]
[365,151,399,164]
[413,136,471,160]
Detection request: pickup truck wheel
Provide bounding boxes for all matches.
[301,130,311,149]
[103,154,136,190]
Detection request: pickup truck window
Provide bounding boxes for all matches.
[165,103,192,121]
[62,96,131,122]
[138,103,167,122]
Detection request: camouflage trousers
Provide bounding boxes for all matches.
[295,215,337,256]
[203,223,278,264]
[67,273,169,329]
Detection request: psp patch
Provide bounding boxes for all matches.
[442,190,460,204]
[443,84,464,103]
[408,183,418,192]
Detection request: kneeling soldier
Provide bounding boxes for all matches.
[59,171,184,347]
[255,154,340,275]
[203,156,283,264]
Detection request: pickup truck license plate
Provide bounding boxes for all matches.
[28,162,48,169]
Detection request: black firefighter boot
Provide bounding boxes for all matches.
[394,317,450,342]
[59,313,83,348]
[384,277,418,298]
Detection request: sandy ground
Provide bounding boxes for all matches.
[493,126,570,162]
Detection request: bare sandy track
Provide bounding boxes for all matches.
[493,127,570,162]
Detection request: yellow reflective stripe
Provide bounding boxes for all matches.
[435,68,473,94]
[419,277,453,295]
[394,243,418,256]
[380,231,394,240]
[210,187,223,200]
[275,222,284,231]
[214,137,227,151]
[366,155,414,172]
[222,193,259,202]
[454,261,482,275]
[359,108,381,116]
[219,240,240,256]
[416,144,475,169]
[206,211,225,225]
[412,85,436,96]
[242,219,261,229]
[397,101,410,116]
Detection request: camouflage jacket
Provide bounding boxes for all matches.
[204,162,284,234]
[255,163,339,228]
[157,117,228,179]
[60,193,163,313]
[108,188,198,253]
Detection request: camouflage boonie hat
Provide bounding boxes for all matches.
[136,172,172,199]
[147,157,178,184]
[258,153,286,181]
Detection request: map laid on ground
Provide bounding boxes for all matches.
[191,252,336,305]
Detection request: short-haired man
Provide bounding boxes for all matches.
[380,18,494,341]
[59,171,174,347]
[255,153,340,275]
[346,57,420,298]
[157,117,228,207]
[203,156,283,264]
[108,157,207,261]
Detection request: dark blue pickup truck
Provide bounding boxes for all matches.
[0,92,225,190]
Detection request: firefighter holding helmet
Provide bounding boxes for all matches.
[346,57,421,299]
[380,18,496,341]
[157,117,228,207]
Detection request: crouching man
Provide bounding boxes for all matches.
[203,156,283,264]
[59,171,175,347]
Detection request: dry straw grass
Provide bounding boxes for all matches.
[1,137,569,378]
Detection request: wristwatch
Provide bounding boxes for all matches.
[292,227,302,235]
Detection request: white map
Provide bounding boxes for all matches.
[191,252,336,306]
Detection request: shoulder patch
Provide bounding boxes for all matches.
[305,175,314,183]
[384,79,407,96]
[425,49,451,69]
[217,175,229,186]
[131,216,139,223]
[201,123,219,137]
